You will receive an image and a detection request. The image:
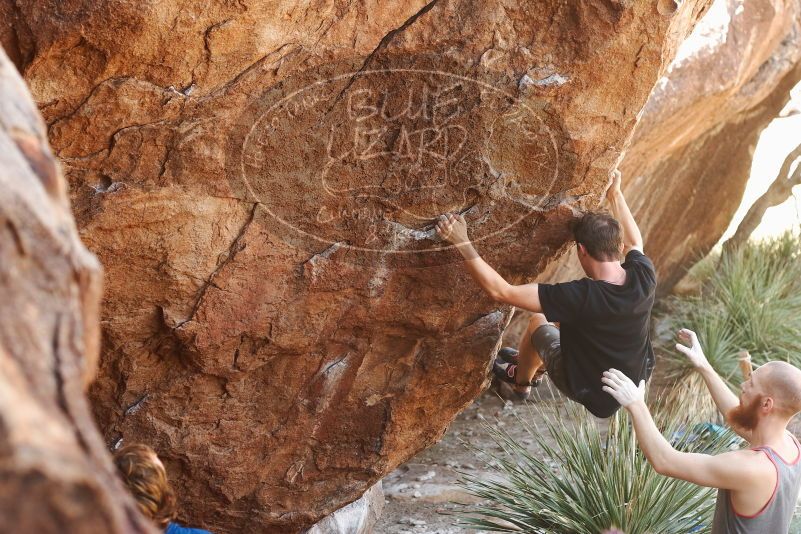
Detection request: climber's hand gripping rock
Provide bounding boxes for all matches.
[436,213,470,246]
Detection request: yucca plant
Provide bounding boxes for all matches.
[662,230,801,386]
[660,303,740,386]
[455,400,739,534]
[659,372,719,424]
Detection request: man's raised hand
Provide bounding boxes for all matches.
[436,213,470,245]
[606,169,622,200]
[601,368,645,408]
[676,328,709,369]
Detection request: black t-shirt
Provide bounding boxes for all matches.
[538,250,657,418]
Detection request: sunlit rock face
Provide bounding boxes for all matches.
[544,0,801,291]
[0,47,155,534]
[2,1,709,531]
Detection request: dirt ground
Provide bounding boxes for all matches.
[376,312,596,534]
[375,378,570,534]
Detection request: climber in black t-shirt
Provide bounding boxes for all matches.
[436,170,656,418]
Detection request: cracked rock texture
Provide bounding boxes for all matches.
[544,0,801,290]
[0,47,154,533]
[3,1,709,532]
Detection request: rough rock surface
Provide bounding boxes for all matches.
[0,47,154,533]
[3,1,709,532]
[543,0,801,290]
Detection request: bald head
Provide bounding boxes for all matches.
[756,361,801,417]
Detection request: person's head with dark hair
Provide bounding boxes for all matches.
[113,443,177,529]
[572,211,624,265]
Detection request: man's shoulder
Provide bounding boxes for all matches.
[537,278,592,321]
[721,448,775,473]
[624,249,657,282]
[539,277,591,292]
[624,248,652,265]
[542,276,591,285]
[732,448,768,459]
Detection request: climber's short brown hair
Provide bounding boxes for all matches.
[113,443,176,528]
[571,211,623,261]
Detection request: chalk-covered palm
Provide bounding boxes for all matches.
[675,329,710,369]
[601,369,645,407]
[436,213,469,245]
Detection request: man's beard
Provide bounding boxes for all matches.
[727,395,764,433]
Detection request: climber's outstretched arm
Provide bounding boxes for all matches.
[675,328,743,435]
[606,170,644,253]
[602,369,758,490]
[435,214,542,313]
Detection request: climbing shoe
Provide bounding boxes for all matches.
[493,360,540,387]
[497,346,520,365]
[495,347,546,385]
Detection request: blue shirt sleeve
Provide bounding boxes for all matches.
[166,522,213,534]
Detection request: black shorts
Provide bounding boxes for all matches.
[531,324,577,401]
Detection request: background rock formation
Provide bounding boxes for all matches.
[0,48,154,533]
[3,1,711,532]
[543,0,801,290]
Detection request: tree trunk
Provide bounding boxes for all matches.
[721,142,801,254]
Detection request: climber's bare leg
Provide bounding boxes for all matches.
[513,313,548,391]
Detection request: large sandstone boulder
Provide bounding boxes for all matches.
[3,1,710,531]
[0,47,154,533]
[543,0,801,290]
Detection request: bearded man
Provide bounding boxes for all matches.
[603,328,801,534]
